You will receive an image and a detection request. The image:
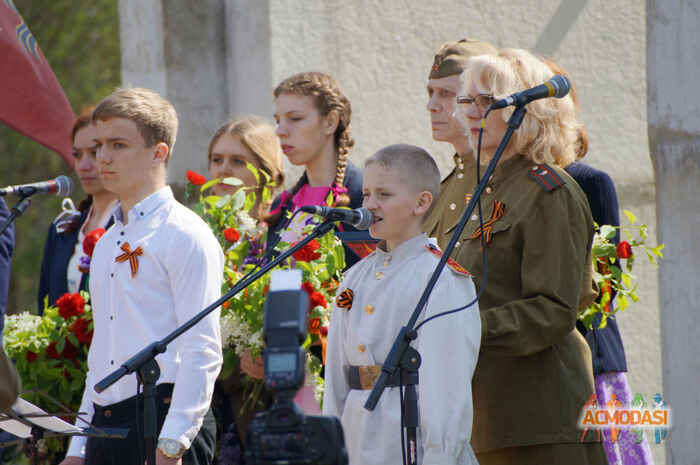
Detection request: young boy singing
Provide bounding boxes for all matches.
[61,88,223,465]
[323,144,481,465]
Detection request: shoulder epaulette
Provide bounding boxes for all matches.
[425,243,472,276]
[528,163,565,192]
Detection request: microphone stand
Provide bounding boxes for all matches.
[94,219,336,465]
[0,194,32,236]
[363,104,528,465]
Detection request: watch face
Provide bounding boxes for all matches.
[165,441,180,454]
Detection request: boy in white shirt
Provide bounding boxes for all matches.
[323,144,481,465]
[61,88,223,465]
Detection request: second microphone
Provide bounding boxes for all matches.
[299,206,373,230]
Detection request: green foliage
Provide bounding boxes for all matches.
[3,291,93,463]
[579,210,664,330]
[1,0,120,314]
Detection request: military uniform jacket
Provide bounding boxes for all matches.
[323,234,481,465]
[424,154,598,452]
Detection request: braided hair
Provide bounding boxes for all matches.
[266,72,354,226]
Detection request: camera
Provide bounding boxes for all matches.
[245,272,348,465]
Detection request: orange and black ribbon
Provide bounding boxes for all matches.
[336,288,354,310]
[469,200,505,245]
[115,242,143,278]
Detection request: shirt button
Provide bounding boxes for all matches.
[457,173,464,179]
[485,186,493,194]
[110,273,114,278]
[117,240,121,245]
[357,344,366,353]
[449,203,456,211]
[471,214,478,221]
[375,272,384,280]
[110,360,114,365]
[120,231,125,236]
[455,241,461,248]
[110,316,114,320]
[365,305,374,315]
[104,409,112,418]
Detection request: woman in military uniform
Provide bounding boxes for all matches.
[425,48,608,464]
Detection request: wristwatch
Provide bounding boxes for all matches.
[157,438,186,460]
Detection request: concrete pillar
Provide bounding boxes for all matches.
[119,0,229,183]
[647,1,700,463]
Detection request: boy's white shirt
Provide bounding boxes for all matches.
[66,186,224,457]
[323,233,481,465]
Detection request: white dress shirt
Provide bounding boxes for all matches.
[67,186,223,458]
[323,234,481,465]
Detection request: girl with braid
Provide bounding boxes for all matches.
[267,71,364,267]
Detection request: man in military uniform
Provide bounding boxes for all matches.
[423,38,497,245]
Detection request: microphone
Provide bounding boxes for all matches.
[299,206,373,230]
[490,75,570,110]
[0,175,73,197]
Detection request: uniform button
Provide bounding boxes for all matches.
[375,272,384,280]
[485,186,493,194]
[455,241,461,248]
[140,212,144,216]
[104,409,112,418]
[449,203,456,210]
[471,214,478,221]
[365,305,374,315]
[117,240,121,245]
[110,360,114,365]
[110,316,114,320]
[120,231,125,236]
[457,173,464,179]
[357,344,366,353]
[110,273,114,278]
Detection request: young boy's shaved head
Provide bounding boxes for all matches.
[365,144,440,199]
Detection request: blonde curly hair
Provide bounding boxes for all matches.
[459,49,581,167]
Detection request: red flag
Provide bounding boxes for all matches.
[0,0,75,166]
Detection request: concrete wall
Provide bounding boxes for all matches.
[648,1,700,464]
[120,1,666,462]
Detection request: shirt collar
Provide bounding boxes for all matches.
[114,186,173,225]
[375,233,429,264]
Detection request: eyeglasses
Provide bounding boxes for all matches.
[456,94,495,113]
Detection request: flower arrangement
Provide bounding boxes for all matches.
[579,210,665,330]
[186,168,345,410]
[3,291,93,462]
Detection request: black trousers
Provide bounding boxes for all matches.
[85,384,216,465]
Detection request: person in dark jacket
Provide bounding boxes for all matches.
[37,107,117,313]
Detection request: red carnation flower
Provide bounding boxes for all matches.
[26,351,38,363]
[293,240,322,262]
[69,317,94,345]
[60,338,78,361]
[310,291,327,309]
[186,170,207,186]
[616,241,633,259]
[301,282,315,295]
[47,342,60,360]
[320,326,328,337]
[83,228,106,257]
[224,227,241,243]
[56,293,85,320]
